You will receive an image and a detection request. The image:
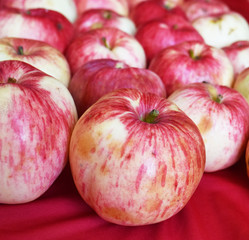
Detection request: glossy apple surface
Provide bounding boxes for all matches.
[149,41,234,96]
[66,27,146,75]
[0,37,71,87]
[69,59,166,116]
[69,88,205,226]
[0,60,78,204]
[168,82,249,172]
[0,7,74,52]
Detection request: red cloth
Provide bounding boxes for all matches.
[1,1,249,239]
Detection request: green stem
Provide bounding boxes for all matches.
[8,77,17,83]
[102,37,111,49]
[103,10,112,19]
[144,109,159,123]
[17,46,24,55]
[189,49,200,60]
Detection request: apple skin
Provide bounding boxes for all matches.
[233,67,249,104]
[0,7,74,52]
[135,15,204,63]
[0,0,78,23]
[246,140,249,178]
[73,0,129,17]
[0,60,78,204]
[74,9,136,36]
[69,59,166,116]
[0,37,71,87]
[180,0,230,22]
[192,11,249,48]
[222,41,249,78]
[69,88,205,226]
[168,82,249,172]
[65,27,146,75]
[149,41,234,96]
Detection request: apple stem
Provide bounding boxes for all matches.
[103,10,112,19]
[189,49,200,60]
[203,81,223,103]
[102,37,111,49]
[17,46,24,55]
[8,77,17,83]
[144,109,159,123]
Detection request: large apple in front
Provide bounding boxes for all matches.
[0,7,74,52]
[0,37,71,87]
[69,88,205,226]
[149,41,234,96]
[0,60,78,204]
[66,27,146,75]
[69,59,166,116]
[168,82,249,172]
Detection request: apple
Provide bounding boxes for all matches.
[246,140,249,178]
[65,27,146,75]
[74,9,136,36]
[130,0,187,27]
[222,41,249,78]
[0,7,74,52]
[233,67,249,104]
[135,15,204,63]
[69,88,205,225]
[69,58,166,116]
[0,0,78,23]
[149,41,234,96]
[192,11,249,48]
[73,0,129,17]
[0,37,71,87]
[180,0,230,22]
[0,60,78,204]
[168,82,249,172]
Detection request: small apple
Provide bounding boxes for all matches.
[0,60,78,204]
[135,15,204,63]
[168,82,249,172]
[0,37,71,87]
[74,9,136,36]
[192,11,249,48]
[0,0,78,23]
[0,7,74,52]
[69,88,205,225]
[69,59,166,116]
[222,41,249,78]
[66,27,146,75]
[149,41,234,96]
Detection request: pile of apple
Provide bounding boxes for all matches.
[1,0,249,226]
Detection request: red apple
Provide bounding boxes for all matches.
[0,60,78,204]
[180,0,230,22]
[223,41,249,78]
[192,11,249,48]
[149,41,234,96]
[130,0,187,27]
[0,7,74,52]
[135,15,204,63]
[0,37,71,87]
[74,9,136,36]
[246,140,249,178]
[69,88,205,225]
[65,27,146,75]
[0,0,78,23]
[168,82,249,172]
[69,59,166,116]
[73,0,129,17]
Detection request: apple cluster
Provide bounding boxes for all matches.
[0,0,249,227]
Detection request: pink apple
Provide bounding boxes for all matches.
[168,82,249,172]
[0,0,78,23]
[130,0,187,27]
[149,41,234,96]
[73,0,129,17]
[74,9,136,36]
[65,27,146,75]
[233,67,249,104]
[180,0,230,22]
[0,37,71,87]
[192,11,249,48]
[135,15,204,63]
[0,60,78,204]
[222,41,249,78]
[0,7,74,52]
[69,88,205,225]
[69,59,166,116]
